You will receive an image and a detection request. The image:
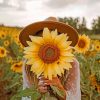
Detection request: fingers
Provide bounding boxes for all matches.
[38,75,61,87]
[38,80,47,86]
[38,76,50,85]
[38,77,48,93]
[38,86,48,93]
[43,80,52,85]
[38,75,48,80]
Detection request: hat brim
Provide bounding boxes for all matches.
[19,21,79,47]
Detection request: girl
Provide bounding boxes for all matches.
[20,17,81,100]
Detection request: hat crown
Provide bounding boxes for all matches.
[45,17,58,21]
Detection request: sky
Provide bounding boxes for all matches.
[0,0,100,29]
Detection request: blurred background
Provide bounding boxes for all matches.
[0,0,100,100]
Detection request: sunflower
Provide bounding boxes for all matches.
[11,33,20,44]
[4,40,10,47]
[75,34,90,53]
[94,42,100,52]
[89,74,100,94]
[24,27,74,80]
[11,61,23,73]
[19,43,24,49]
[97,85,100,94]
[0,47,7,57]
[0,31,6,39]
[89,75,97,87]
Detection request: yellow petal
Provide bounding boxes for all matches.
[64,62,72,70]
[47,64,53,80]
[23,52,38,60]
[26,58,38,65]
[54,34,64,43]
[51,29,57,40]
[24,45,39,52]
[44,64,48,78]
[54,34,67,44]
[36,63,45,77]
[59,61,71,70]
[26,41,33,46]
[53,63,61,76]
[24,55,32,59]
[31,59,43,72]
[60,56,74,62]
[58,41,72,49]
[43,28,52,41]
[60,51,74,57]
[29,35,44,45]
[58,64,64,74]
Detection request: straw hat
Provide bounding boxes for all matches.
[19,17,79,47]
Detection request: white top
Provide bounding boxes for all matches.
[22,58,81,100]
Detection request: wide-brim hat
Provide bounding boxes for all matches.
[19,17,79,47]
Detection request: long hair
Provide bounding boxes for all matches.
[24,64,38,87]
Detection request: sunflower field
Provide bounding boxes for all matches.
[0,25,100,100]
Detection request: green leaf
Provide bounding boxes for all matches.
[50,85,65,98]
[11,87,41,100]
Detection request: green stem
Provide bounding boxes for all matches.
[42,94,45,100]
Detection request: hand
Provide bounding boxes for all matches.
[43,76,66,99]
[43,77,64,90]
[38,75,48,94]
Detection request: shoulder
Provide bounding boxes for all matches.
[68,58,80,78]
[71,58,79,69]
[64,58,80,81]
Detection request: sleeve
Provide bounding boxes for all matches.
[65,59,81,100]
[22,58,31,100]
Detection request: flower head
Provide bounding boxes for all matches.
[0,47,7,58]
[4,40,10,47]
[75,34,90,53]
[0,31,6,39]
[94,42,100,52]
[11,61,23,73]
[24,28,74,80]
[89,74,100,94]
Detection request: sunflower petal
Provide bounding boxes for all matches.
[44,64,48,78]
[51,29,58,40]
[60,61,72,70]
[30,59,43,72]
[58,41,72,49]
[43,28,52,41]
[47,64,53,80]
[29,35,44,45]
[36,63,45,77]
[24,45,39,52]
[53,63,61,76]
[60,51,74,56]
[60,56,74,62]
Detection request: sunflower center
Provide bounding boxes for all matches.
[38,44,60,63]
[78,39,86,48]
[15,64,19,68]
[97,46,99,49]
[0,49,4,54]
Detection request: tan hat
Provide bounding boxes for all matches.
[19,17,79,47]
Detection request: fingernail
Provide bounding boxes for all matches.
[40,80,44,83]
[38,77,41,79]
[44,83,47,85]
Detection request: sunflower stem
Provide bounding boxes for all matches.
[42,94,46,100]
